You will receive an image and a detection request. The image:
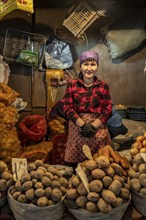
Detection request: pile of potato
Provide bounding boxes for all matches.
[0,127,21,164]
[65,145,131,213]
[48,117,68,135]
[0,101,21,165]
[128,131,146,195]
[0,161,14,201]
[9,160,68,207]
[0,103,20,129]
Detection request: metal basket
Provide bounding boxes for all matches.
[63,1,103,38]
[3,28,46,67]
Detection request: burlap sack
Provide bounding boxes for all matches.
[0,196,7,207]
[8,190,65,220]
[68,198,130,220]
[131,190,146,216]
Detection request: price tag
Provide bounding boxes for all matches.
[76,163,90,193]
[12,158,28,181]
[140,153,146,163]
[82,145,93,160]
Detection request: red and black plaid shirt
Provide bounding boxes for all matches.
[61,76,112,124]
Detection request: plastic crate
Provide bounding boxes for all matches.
[3,28,46,67]
[63,1,101,38]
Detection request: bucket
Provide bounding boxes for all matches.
[127,107,146,122]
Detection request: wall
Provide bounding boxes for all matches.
[0,7,145,120]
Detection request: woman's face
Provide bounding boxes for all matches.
[80,59,98,80]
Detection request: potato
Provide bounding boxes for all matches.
[41,176,51,187]
[91,168,106,179]
[13,191,21,200]
[0,179,7,191]
[133,153,144,164]
[110,163,123,176]
[22,181,33,191]
[51,180,61,188]
[59,177,68,188]
[112,197,123,207]
[89,180,103,193]
[102,176,113,188]
[85,160,97,171]
[140,187,146,195]
[128,168,137,179]
[139,163,146,174]
[35,188,45,197]
[139,173,146,187]
[34,160,44,167]
[44,172,54,180]
[130,148,139,156]
[119,188,130,199]
[113,175,125,186]
[1,171,13,180]
[33,169,44,180]
[17,194,27,203]
[0,160,7,173]
[21,173,31,183]
[108,180,122,195]
[87,192,99,201]
[97,198,112,213]
[37,196,48,206]
[60,186,67,195]
[102,190,116,204]
[71,175,81,187]
[37,166,47,172]
[51,188,62,202]
[86,201,98,213]
[130,178,141,192]
[48,199,55,206]
[6,179,14,188]
[95,156,110,168]
[77,182,88,196]
[45,187,52,198]
[132,163,139,172]
[103,166,115,177]
[25,188,35,201]
[76,195,88,208]
[27,163,36,172]
[66,188,79,199]
[34,182,44,189]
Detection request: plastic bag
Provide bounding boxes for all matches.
[45,38,73,69]
[107,107,123,128]
[0,0,34,20]
[102,9,146,60]
[19,114,47,142]
[17,50,38,66]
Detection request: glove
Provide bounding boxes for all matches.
[80,123,96,138]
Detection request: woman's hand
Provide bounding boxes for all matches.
[80,123,96,137]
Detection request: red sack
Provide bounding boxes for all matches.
[19,114,47,142]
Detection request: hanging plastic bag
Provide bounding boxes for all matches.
[44,38,73,69]
[0,0,34,20]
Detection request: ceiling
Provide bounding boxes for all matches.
[34,0,146,9]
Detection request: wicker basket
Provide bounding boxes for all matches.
[3,28,46,67]
[63,1,103,38]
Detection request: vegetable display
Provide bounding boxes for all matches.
[65,145,130,213]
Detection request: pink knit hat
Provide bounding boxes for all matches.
[80,51,99,64]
